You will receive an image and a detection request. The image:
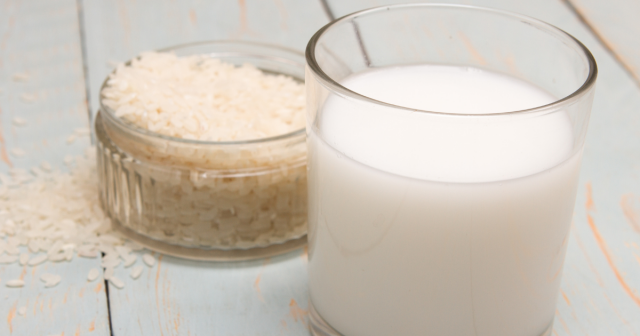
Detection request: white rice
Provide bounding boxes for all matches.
[12,73,30,82]
[87,268,100,282]
[75,128,91,136]
[40,161,52,172]
[0,255,18,264]
[10,148,26,158]
[27,255,47,266]
[40,273,61,288]
[6,279,24,287]
[123,254,137,267]
[102,51,305,142]
[142,253,155,267]
[103,266,114,280]
[12,117,27,127]
[20,93,37,103]
[19,253,29,265]
[109,276,124,289]
[130,265,143,279]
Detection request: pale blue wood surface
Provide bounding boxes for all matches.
[325,1,640,335]
[0,254,111,336]
[108,250,310,335]
[568,0,640,85]
[0,0,92,170]
[79,1,328,334]
[0,0,109,335]
[3,0,640,335]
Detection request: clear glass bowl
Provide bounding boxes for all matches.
[95,41,307,261]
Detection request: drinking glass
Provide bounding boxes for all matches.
[305,4,597,336]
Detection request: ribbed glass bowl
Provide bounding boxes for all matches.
[95,41,307,261]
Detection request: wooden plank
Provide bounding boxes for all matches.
[79,0,328,334]
[0,0,93,171]
[108,250,310,335]
[0,256,110,336]
[0,0,110,335]
[323,1,640,335]
[566,0,640,86]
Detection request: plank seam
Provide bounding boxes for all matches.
[314,1,372,69]
[104,277,115,336]
[351,20,372,68]
[319,0,335,20]
[76,0,95,141]
[561,0,640,88]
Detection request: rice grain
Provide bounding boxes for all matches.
[142,253,155,267]
[130,265,143,279]
[6,279,24,287]
[109,276,124,289]
[87,268,100,282]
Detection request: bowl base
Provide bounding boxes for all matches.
[111,218,307,261]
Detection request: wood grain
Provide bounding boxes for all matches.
[323,1,640,335]
[0,255,110,336]
[5,0,634,335]
[0,1,110,335]
[107,250,309,336]
[565,0,640,86]
[0,0,93,172]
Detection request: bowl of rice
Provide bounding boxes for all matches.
[94,41,307,260]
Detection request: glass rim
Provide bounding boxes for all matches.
[99,40,306,146]
[305,3,598,118]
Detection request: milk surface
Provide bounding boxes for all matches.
[307,65,581,336]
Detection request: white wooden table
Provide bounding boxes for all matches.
[1,0,639,335]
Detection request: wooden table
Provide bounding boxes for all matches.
[1,0,639,335]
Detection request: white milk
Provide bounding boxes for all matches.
[307,65,581,336]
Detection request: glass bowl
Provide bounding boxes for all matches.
[95,41,307,261]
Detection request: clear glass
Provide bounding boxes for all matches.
[305,4,596,336]
[96,41,307,261]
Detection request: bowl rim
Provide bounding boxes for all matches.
[99,40,307,146]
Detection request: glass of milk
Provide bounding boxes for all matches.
[304,4,597,336]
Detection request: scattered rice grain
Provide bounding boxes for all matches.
[40,273,61,287]
[19,253,29,265]
[130,265,143,279]
[87,268,100,282]
[6,279,24,288]
[123,254,137,267]
[109,276,124,289]
[12,117,27,127]
[78,247,97,258]
[0,255,18,264]
[102,258,120,269]
[142,253,155,267]
[20,93,37,103]
[40,161,52,172]
[63,155,74,165]
[103,266,114,280]
[10,148,26,158]
[75,127,91,136]
[12,72,30,82]
[27,254,47,266]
